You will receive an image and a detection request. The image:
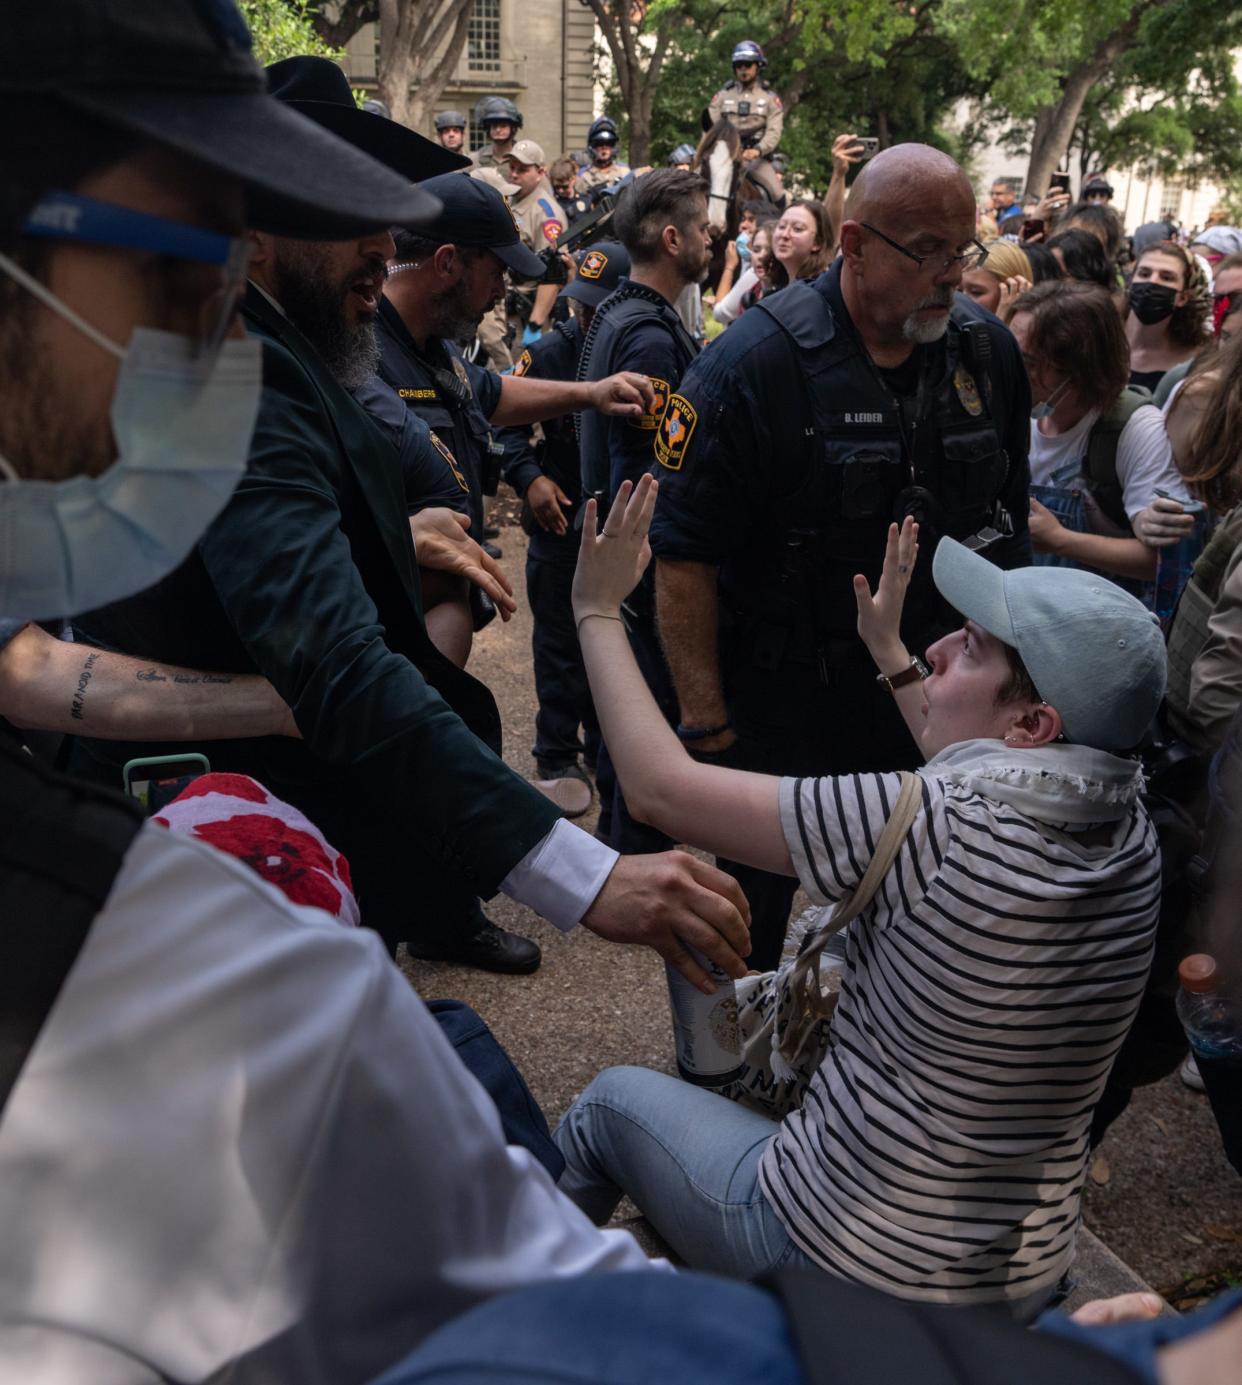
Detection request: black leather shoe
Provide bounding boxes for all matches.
[407,921,541,975]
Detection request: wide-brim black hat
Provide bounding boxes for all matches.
[5,3,445,240]
[266,57,469,184]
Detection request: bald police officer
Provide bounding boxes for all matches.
[707,40,784,206]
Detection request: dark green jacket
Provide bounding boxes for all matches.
[72,287,558,905]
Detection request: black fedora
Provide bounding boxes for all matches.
[3,0,441,240]
[267,57,469,184]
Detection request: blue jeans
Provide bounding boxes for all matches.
[553,1065,815,1278]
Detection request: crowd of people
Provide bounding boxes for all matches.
[1,4,1241,1383]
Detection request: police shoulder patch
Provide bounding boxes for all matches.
[579,249,608,280]
[654,394,698,470]
[512,349,533,377]
[451,356,472,394]
[629,376,669,431]
[429,429,471,493]
[541,218,563,243]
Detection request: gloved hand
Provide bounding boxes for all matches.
[523,322,543,346]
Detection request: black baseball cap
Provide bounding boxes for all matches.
[561,241,631,307]
[0,0,440,240]
[415,173,546,278]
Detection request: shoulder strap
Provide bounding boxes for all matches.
[1190,503,1242,598]
[0,740,144,1120]
[754,278,838,351]
[1085,387,1153,531]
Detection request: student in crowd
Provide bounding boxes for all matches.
[766,198,833,291]
[1125,241,1212,394]
[556,476,1165,1319]
[1047,227,1114,290]
[1062,201,1126,272]
[960,238,1032,321]
[1023,240,1063,284]
[713,214,778,326]
[1010,280,1187,591]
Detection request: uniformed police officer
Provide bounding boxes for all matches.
[469,164,522,374]
[578,169,712,851]
[575,117,630,199]
[434,109,467,152]
[650,144,1033,967]
[495,242,634,816]
[708,40,785,206]
[471,94,522,168]
[667,142,697,169]
[501,138,566,345]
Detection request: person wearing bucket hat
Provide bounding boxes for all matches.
[1,4,741,1380]
[557,479,1164,1316]
[489,242,634,817]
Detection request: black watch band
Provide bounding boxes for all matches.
[676,722,731,742]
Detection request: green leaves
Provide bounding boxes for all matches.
[237,0,344,65]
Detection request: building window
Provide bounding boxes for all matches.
[468,0,501,72]
[1159,179,1185,223]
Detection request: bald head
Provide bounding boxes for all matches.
[845,144,974,225]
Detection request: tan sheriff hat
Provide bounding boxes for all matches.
[470,164,520,197]
[504,138,546,168]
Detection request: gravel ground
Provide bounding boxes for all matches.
[398,517,1242,1303]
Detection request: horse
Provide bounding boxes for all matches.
[693,118,781,291]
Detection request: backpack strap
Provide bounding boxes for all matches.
[0,738,144,1119]
[1084,386,1153,532]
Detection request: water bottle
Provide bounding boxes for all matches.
[665,947,743,1088]
[1176,954,1242,1175]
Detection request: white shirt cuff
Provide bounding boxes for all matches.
[498,819,619,932]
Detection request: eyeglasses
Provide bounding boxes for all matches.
[861,222,989,275]
[22,191,251,360]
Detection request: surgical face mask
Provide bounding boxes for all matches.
[1031,374,1073,420]
[1128,280,1178,325]
[0,251,261,623]
[736,230,751,265]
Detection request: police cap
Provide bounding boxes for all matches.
[561,240,631,307]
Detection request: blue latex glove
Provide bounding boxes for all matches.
[523,322,543,346]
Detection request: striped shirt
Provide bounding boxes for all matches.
[760,769,1160,1306]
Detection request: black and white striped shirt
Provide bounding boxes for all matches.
[760,769,1160,1306]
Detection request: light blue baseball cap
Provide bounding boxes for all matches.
[933,539,1167,751]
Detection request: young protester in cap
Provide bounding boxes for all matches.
[495,241,633,816]
[69,54,749,982]
[556,474,1165,1319]
[0,7,714,1382]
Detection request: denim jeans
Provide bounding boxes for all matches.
[553,1065,816,1279]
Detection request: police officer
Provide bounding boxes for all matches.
[495,242,633,816]
[550,157,592,225]
[708,40,784,206]
[649,144,1032,967]
[575,116,630,199]
[578,169,712,850]
[470,164,523,374]
[667,142,697,169]
[471,94,522,168]
[434,108,467,152]
[502,138,566,345]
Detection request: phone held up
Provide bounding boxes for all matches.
[1049,170,1071,195]
[855,136,880,164]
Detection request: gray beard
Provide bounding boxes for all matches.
[321,319,380,392]
[902,289,954,344]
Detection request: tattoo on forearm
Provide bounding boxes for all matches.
[70,652,100,721]
[135,668,235,686]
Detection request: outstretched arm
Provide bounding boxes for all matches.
[490,371,657,426]
[573,477,793,876]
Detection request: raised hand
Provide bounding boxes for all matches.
[572,475,658,624]
[853,517,918,666]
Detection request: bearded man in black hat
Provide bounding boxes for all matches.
[71,54,750,981]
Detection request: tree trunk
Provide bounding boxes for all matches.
[1023,3,1159,197]
[584,1,679,167]
[375,0,474,135]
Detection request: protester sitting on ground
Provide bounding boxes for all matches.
[556,475,1165,1318]
[1010,280,1188,592]
[0,9,698,1380]
[1126,241,1212,393]
[766,198,833,290]
[713,214,778,325]
[1134,333,1242,754]
[960,238,1032,321]
[1047,227,1114,289]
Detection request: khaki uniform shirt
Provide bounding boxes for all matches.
[470,145,514,170]
[707,79,784,156]
[512,181,566,291]
[574,162,630,197]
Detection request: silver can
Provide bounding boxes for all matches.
[665,946,742,1087]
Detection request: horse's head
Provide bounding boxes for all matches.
[693,119,741,234]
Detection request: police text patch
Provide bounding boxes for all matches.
[654,394,697,470]
[513,349,533,377]
[629,376,669,431]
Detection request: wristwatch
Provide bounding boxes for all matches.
[875,655,929,693]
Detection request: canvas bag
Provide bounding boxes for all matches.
[724,771,922,1120]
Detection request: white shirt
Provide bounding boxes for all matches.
[0,824,660,1384]
[713,268,759,326]
[1028,403,1187,524]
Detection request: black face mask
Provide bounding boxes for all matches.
[1129,281,1178,325]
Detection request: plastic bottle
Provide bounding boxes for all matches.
[1176,953,1242,1175]
[665,947,742,1088]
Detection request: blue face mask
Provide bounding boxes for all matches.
[1030,375,1072,421]
[0,251,261,623]
[736,230,751,265]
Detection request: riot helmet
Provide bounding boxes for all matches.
[731,40,766,69]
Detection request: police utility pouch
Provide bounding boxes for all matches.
[723,771,921,1120]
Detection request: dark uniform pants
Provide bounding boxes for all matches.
[722,655,920,970]
[527,523,599,771]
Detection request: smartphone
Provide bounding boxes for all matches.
[1154,488,1206,515]
[1049,170,1071,195]
[1020,218,1045,241]
[855,137,880,164]
[122,752,211,812]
